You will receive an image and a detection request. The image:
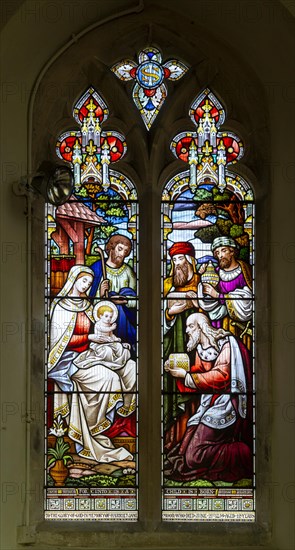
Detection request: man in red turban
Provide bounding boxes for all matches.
[168,241,196,259]
[163,241,200,446]
[163,241,200,319]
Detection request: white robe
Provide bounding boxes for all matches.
[48,266,134,463]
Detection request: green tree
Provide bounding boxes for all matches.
[106,206,125,217]
[96,194,109,210]
[216,218,233,235]
[93,224,118,243]
[230,224,244,238]
[239,246,249,261]
[193,188,213,202]
[194,225,221,243]
[75,186,88,198]
[212,188,232,201]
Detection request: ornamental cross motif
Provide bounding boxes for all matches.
[170,88,244,193]
[56,87,127,192]
[111,46,188,130]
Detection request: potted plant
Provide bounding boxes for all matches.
[48,415,73,486]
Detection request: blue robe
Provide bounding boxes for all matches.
[90,259,137,353]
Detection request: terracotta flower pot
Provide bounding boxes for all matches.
[50,459,69,487]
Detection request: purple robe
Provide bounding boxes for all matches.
[217,268,248,299]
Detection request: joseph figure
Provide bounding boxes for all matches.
[89,234,137,352]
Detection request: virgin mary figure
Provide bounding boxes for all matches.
[48,265,134,463]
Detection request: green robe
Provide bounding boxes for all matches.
[163,273,200,431]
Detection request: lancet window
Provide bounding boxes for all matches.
[161,89,255,521]
[45,87,138,520]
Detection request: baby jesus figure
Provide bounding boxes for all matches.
[73,299,136,431]
[90,304,121,344]
[88,302,131,352]
[74,300,132,371]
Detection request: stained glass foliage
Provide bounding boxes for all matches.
[161,90,255,522]
[45,88,139,521]
[111,47,188,130]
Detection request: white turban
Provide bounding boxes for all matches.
[211,236,237,252]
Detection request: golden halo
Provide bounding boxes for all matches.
[93,300,118,322]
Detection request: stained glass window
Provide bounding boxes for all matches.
[112,46,188,130]
[45,87,138,520]
[161,89,255,522]
[44,81,255,523]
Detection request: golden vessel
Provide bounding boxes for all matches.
[201,261,219,287]
[168,353,190,371]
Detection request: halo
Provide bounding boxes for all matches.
[93,300,118,322]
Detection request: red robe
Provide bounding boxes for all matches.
[165,341,253,482]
